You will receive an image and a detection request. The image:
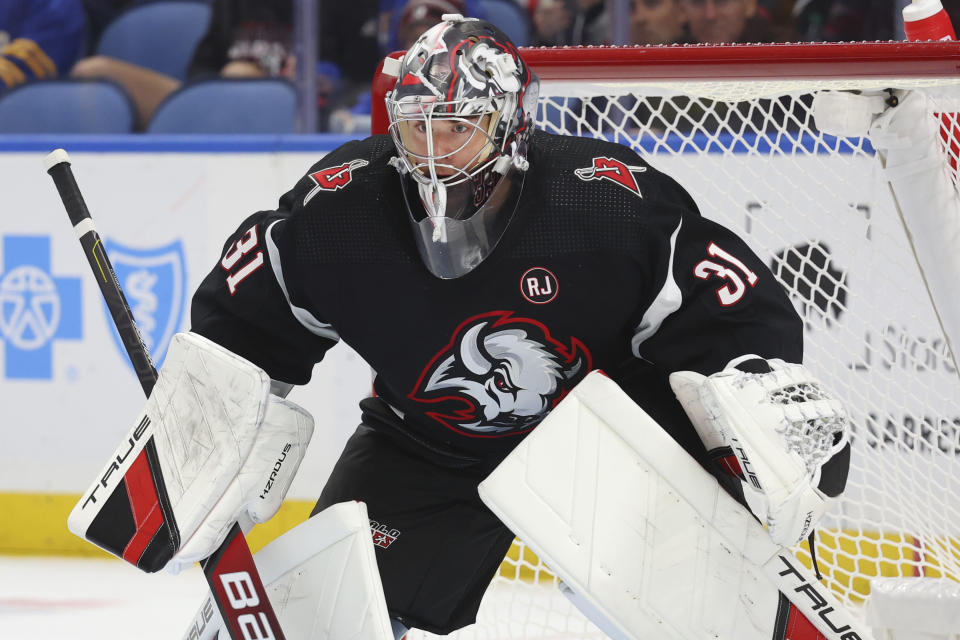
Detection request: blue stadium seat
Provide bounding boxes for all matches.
[147,79,297,134]
[476,0,531,46]
[0,80,135,133]
[97,1,213,81]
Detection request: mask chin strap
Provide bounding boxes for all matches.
[418,180,449,242]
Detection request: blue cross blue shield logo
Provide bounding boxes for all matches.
[103,239,186,369]
[0,236,82,379]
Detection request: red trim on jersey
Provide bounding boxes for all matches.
[121,450,164,565]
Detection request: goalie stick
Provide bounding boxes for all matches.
[44,149,286,640]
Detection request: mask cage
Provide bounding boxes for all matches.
[386,95,506,189]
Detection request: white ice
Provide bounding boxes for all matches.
[0,555,606,640]
[0,555,209,640]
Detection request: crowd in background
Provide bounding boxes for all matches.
[2,0,959,132]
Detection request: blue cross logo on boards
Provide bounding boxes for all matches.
[102,239,186,369]
[0,236,82,379]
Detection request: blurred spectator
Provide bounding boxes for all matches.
[791,0,893,41]
[80,0,134,53]
[327,0,467,134]
[630,0,691,44]
[72,0,294,130]
[379,0,485,53]
[189,1,293,79]
[679,0,776,43]
[398,0,467,48]
[759,0,799,40]
[578,0,688,138]
[321,0,381,91]
[0,0,85,94]
[532,0,607,45]
[763,1,960,43]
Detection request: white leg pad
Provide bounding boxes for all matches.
[479,371,874,640]
[182,501,392,640]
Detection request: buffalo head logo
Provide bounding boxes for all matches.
[409,311,592,437]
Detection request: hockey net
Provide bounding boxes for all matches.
[373,41,960,638]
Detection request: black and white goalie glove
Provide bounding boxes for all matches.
[670,357,851,547]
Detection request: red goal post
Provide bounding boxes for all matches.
[373,42,960,639]
[372,41,960,134]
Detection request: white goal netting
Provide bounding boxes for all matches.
[390,42,960,639]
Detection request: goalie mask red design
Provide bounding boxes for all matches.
[409,311,592,437]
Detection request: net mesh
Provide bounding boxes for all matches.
[408,62,960,640]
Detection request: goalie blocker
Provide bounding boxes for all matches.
[479,369,865,640]
[68,331,314,573]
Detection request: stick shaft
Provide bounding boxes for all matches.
[47,159,157,395]
[45,150,286,640]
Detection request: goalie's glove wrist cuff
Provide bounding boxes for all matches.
[726,354,772,374]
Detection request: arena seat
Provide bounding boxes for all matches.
[476,0,531,46]
[96,1,213,81]
[146,78,297,134]
[0,80,135,133]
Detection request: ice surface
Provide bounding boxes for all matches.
[0,556,208,640]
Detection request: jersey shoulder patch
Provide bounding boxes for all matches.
[304,159,370,205]
[532,130,650,198]
[574,156,647,198]
[295,135,395,209]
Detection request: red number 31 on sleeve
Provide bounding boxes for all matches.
[221,225,265,295]
[693,242,759,306]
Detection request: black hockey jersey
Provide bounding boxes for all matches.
[191,130,802,458]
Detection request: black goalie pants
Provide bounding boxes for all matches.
[311,397,517,635]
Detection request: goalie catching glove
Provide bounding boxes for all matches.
[68,331,314,573]
[669,356,851,546]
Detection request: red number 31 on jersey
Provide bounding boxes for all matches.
[694,242,759,306]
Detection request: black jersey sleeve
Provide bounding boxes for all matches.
[629,173,803,377]
[191,136,394,384]
[190,206,338,385]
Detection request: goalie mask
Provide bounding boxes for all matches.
[386,14,539,279]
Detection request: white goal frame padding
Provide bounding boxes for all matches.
[182,501,392,640]
[873,92,960,374]
[478,371,874,640]
[866,578,960,638]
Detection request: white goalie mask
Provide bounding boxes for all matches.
[386,14,539,279]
